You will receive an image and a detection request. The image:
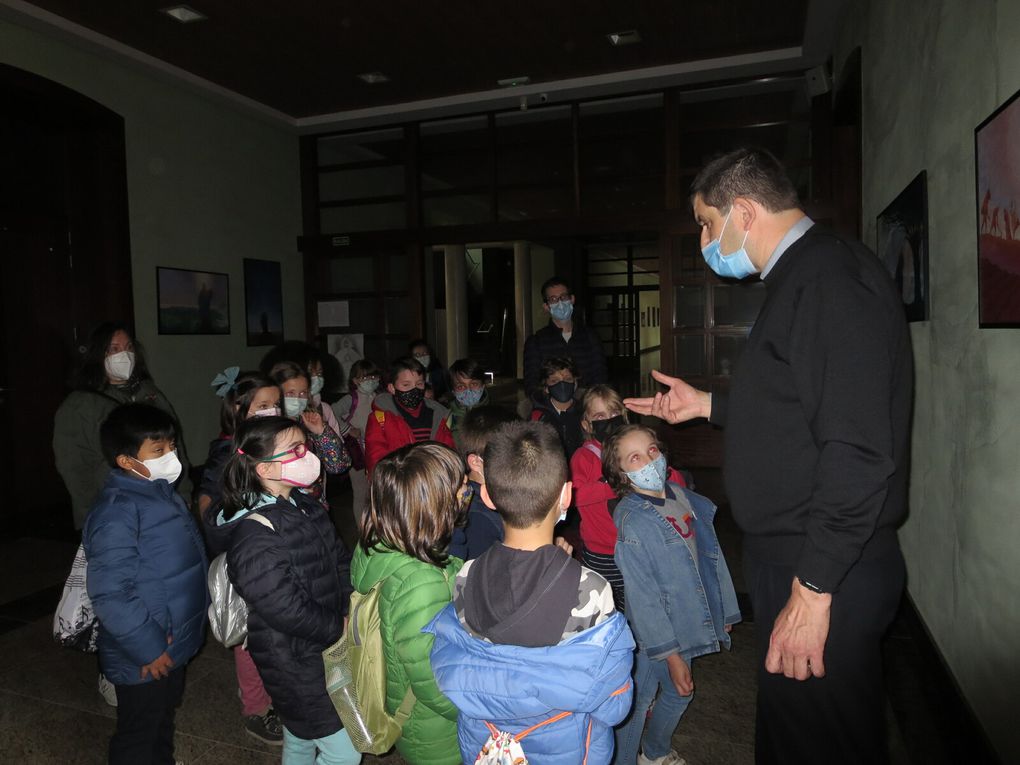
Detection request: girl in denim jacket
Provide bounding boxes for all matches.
[603,425,740,765]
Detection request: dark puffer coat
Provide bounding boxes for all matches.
[227,492,354,740]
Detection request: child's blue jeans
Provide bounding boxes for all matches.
[282,725,361,765]
[613,651,694,764]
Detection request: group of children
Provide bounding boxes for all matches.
[80,345,740,765]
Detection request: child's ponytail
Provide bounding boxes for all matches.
[222,416,295,519]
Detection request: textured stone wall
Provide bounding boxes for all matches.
[835,1,1020,758]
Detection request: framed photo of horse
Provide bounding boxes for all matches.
[975,87,1020,327]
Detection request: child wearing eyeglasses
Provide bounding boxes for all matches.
[220,416,360,765]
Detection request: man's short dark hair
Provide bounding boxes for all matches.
[100,403,178,468]
[541,356,579,384]
[449,358,485,383]
[540,276,572,302]
[458,405,518,459]
[689,147,800,214]
[484,421,567,528]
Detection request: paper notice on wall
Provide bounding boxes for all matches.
[317,300,350,328]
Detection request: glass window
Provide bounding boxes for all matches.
[320,202,405,234]
[675,335,706,377]
[497,186,572,221]
[713,283,766,327]
[317,128,404,166]
[673,286,706,328]
[386,253,408,291]
[319,166,405,202]
[327,257,375,293]
[384,297,409,334]
[422,194,491,227]
[714,335,748,377]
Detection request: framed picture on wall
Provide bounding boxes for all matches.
[877,171,929,322]
[156,267,230,335]
[975,87,1020,327]
[327,333,364,384]
[243,258,284,346]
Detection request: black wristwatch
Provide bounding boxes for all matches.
[797,576,827,594]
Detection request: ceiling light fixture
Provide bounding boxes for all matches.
[607,30,642,46]
[358,71,390,84]
[497,76,531,88]
[161,5,207,23]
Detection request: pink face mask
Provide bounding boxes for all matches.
[247,443,322,487]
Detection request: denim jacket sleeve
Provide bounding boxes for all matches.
[614,499,682,661]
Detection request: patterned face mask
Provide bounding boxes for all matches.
[625,453,667,492]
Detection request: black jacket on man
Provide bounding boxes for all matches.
[523,319,608,393]
[711,224,912,593]
[227,492,353,739]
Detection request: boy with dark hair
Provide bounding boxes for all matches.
[447,405,516,561]
[364,356,455,474]
[84,403,209,765]
[426,421,635,765]
[445,357,490,444]
[529,356,586,459]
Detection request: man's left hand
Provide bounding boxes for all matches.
[764,577,831,680]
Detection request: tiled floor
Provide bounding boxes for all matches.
[0,465,997,764]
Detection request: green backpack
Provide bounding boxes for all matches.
[323,581,416,754]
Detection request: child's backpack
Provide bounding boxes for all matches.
[207,512,274,647]
[323,579,416,753]
[474,713,574,765]
[53,544,98,652]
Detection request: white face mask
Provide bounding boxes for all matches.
[357,379,379,395]
[252,407,281,418]
[416,355,431,369]
[310,375,324,397]
[105,351,135,382]
[558,482,570,523]
[133,450,182,484]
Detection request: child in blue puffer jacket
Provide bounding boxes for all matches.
[427,420,635,765]
[83,404,209,765]
[604,424,741,765]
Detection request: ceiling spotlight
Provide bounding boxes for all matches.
[607,30,642,46]
[497,76,531,88]
[358,71,390,84]
[161,5,207,23]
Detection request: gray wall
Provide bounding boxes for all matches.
[0,18,303,461]
[835,1,1020,758]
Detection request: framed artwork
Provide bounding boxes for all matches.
[328,333,364,384]
[243,258,284,346]
[156,267,230,335]
[877,170,929,322]
[976,87,1020,326]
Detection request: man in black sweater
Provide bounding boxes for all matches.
[522,276,607,395]
[626,147,912,765]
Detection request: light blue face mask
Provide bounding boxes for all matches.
[549,300,574,322]
[455,388,484,408]
[625,453,668,493]
[283,396,308,418]
[701,208,758,280]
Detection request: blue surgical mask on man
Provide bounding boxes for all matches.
[625,453,668,493]
[549,300,574,322]
[701,208,758,280]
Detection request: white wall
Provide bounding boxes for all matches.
[0,18,303,461]
[835,1,1020,758]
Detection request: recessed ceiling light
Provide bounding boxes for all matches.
[607,30,642,46]
[497,76,531,88]
[161,5,206,23]
[357,71,390,84]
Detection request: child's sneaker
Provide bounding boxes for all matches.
[638,751,687,765]
[244,708,284,745]
[97,673,117,707]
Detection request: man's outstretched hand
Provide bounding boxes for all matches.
[623,370,711,424]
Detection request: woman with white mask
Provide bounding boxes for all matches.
[54,322,192,532]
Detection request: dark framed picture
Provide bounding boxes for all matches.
[976,87,1020,327]
[243,258,284,346]
[156,267,230,335]
[877,171,929,322]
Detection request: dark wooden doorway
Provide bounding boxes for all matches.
[0,65,134,538]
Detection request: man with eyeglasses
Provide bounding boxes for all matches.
[523,276,608,395]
